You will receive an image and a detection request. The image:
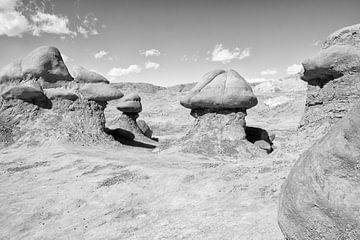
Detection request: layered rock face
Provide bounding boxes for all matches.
[300,24,360,133]
[0,46,124,148]
[278,101,360,240]
[178,69,263,156]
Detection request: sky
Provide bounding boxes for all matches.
[0,0,359,86]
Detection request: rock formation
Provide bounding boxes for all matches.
[79,83,123,103]
[0,46,72,84]
[137,119,153,138]
[0,46,125,148]
[176,69,263,156]
[106,93,156,146]
[300,24,360,135]
[72,65,110,84]
[278,101,360,240]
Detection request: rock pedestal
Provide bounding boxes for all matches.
[300,24,360,135]
[173,69,266,156]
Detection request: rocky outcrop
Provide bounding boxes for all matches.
[300,24,360,134]
[72,66,109,84]
[278,102,360,240]
[0,98,112,148]
[175,69,264,156]
[79,83,123,102]
[106,93,156,145]
[0,46,72,84]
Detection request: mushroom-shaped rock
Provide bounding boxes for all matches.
[279,102,360,240]
[72,66,109,84]
[79,83,123,102]
[116,93,142,113]
[44,88,78,101]
[299,24,360,134]
[172,69,261,157]
[301,45,360,82]
[21,46,73,83]
[180,69,257,110]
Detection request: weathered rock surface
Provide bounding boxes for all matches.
[137,119,153,138]
[1,80,49,107]
[278,102,360,240]
[44,88,78,101]
[0,98,112,147]
[0,46,73,84]
[116,93,142,113]
[300,24,360,135]
[180,69,257,110]
[72,66,109,84]
[79,83,123,102]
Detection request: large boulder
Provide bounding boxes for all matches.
[278,102,360,240]
[79,83,123,102]
[0,46,73,84]
[72,66,109,84]
[116,93,142,113]
[302,45,360,82]
[1,80,48,105]
[44,88,78,101]
[180,69,257,110]
[300,24,360,135]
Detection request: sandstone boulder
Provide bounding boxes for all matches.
[72,66,109,84]
[323,23,360,49]
[21,46,72,83]
[137,119,153,138]
[279,102,360,240]
[180,69,257,110]
[302,45,360,82]
[79,83,123,102]
[0,46,73,84]
[44,88,78,101]
[116,93,142,113]
[1,80,46,103]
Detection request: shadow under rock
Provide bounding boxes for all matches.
[105,128,157,149]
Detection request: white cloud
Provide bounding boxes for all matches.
[286,64,304,75]
[247,78,272,84]
[31,12,74,36]
[140,49,161,57]
[107,65,142,78]
[0,0,18,10]
[180,54,199,62]
[0,10,29,37]
[210,44,250,64]
[145,61,160,70]
[94,50,108,59]
[260,69,277,75]
[313,40,322,47]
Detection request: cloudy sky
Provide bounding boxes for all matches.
[0,0,359,86]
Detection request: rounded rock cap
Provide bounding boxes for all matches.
[180,69,257,110]
[116,93,142,113]
[72,65,109,84]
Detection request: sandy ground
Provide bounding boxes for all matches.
[0,78,312,240]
